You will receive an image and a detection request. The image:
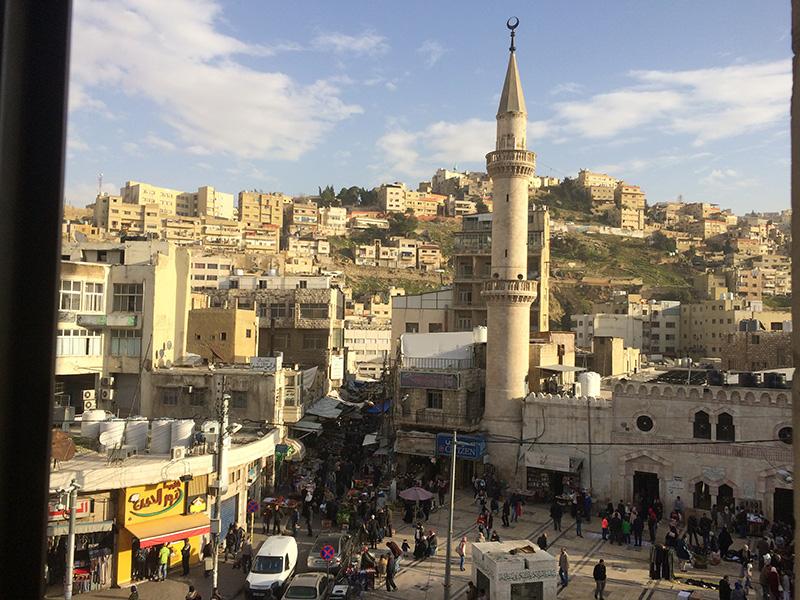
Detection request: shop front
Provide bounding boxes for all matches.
[46,493,114,594]
[525,451,583,502]
[117,479,210,585]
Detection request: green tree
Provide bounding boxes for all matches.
[651,231,677,253]
[475,199,489,214]
[388,212,418,237]
[317,185,338,207]
[337,186,362,206]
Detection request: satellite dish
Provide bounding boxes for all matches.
[165,360,173,368]
[74,231,88,243]
[166,340,173,350]
[51,430,76,463]
[158,348,165,359]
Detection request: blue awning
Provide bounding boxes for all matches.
[366,399,392,414]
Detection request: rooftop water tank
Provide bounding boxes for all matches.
[171,419,195,449]
[80,409,107,439]
[98,419,125,450]
[150,419,173,454]
[124,417,149,452]
[577,371,601,398]
[472,326,488,344]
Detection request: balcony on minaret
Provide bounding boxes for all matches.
[482,279,537,303]
[485,148,536,178]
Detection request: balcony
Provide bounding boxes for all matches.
[401,357,474,370]
[414,408,482,429]
[76,313,138,328]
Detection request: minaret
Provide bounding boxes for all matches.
[482,18,537,485]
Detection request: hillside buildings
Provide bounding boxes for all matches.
[614,182,646,231]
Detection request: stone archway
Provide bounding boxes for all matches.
[620,450,672,508]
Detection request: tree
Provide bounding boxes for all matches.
[475,199,489,214]
[388,212,418,237]
[651,231,677,253]
[337,186,362,206]
[317,185,338,207]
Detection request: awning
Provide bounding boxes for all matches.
[126,513,210,548]
[291,418,322,433]
[525,451,582,473]
[306,396,344,419]
[362,433,378,446]
[48,519,114,537]
[539,365,586,373]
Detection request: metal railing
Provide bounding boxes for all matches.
[401,357,474,370]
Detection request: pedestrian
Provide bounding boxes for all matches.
[235,523,245,553]
[290,507,300,537]
[711,504,719,530]
[536,532,548,551]
[730,581,746,600]
[593,558,607,600]
[622,517,632,545]
[673,496,684,520]
[687,514,700,547]
[718,575,731,600]
[490,495,499,515]
[550,501,563,531]
[272,507,281,534]
[158,543,173,581]
[584,492,593,523]
[128,585,139,600]
[457,536,467,571]
[781,571,791,600]
[385,552,398,591]
[575,506,583,537]
[438,479,447,507]
[262,506,271,535]
[241,538,253,574]
[601,515,609,541]
[302,501,313,537]
[476,511,487,536]
[647,508,658,544]
[466,581,478,600]
[401,539,411,554]
[225,526,237,561]
[559,548,570,587]
[185,584,201,600]
[202,541,213,578]
[181,539,191,576]
[501,498,510,527]
[489,530,500,542]
[632,514,644,547]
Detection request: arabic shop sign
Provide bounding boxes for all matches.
[498,568,557,582]
[125,480,185,523]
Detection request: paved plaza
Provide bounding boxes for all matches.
[55,490,755,600]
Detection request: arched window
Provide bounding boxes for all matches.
[694,481,711,510]
[716,412,735,442]
[717,484,734,511]
[693,411,711,439]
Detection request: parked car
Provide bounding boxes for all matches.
[283,573,333,600]
[306,533,354,573]
[245,535,298,599]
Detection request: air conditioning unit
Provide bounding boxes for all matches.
[82,389,96,401]
[100,389,114,401]
[83,399,97,411]
[100,376,115,388]
[170,446,186,460]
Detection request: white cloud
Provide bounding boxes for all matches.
[550,61,789,145]
[701,168,757,188]
[550,82,584,96]
[144,133,176,151]
[65,180,117,207]
[122,141,142,156]
[67,132,89,152]
[70,0,362,161]
[417,40,448,68]
[312,31,388,55]
[375,118,548,180]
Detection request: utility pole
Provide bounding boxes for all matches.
[586,398,593,493]
[443,430,458,600]
[64,479,81,600]
[211,389,230,592]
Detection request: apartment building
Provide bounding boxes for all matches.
[238,192,285,229]
[179,186,235,220]
[530,175,559,189]
[162,217,201,245]
[390,289,453,347]
[405,194,446,217]
[431,169,469,196]
[286,236,330,258]
[318,206,348,236]
[56,241,191,415]
[202,217,241,251]
[451,204,550,333]
[587,185,615,206]
[354,237,420,270]
[241,223,280,253]
[186,307,258,364]
[572,313,644,352]
[189,255,233,289]
[614,182,646,230]
[687,217,727,239]
[343,320,392,379]
[679,298,792,357]
[378,182,407,213]
[416,244,443,272]
[590,293,681,356]
[349,215,390,230]
[733,268,764,300]
[444,197,477,217]
[719,331,793,371]
[576,169,618,189]
[682,202,721,220]
[211,274,346,391]
[286,200,319,235]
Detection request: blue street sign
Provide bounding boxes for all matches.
[435,433,487,461]
[247,499,259,514]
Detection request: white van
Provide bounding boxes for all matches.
[245,535,299,599]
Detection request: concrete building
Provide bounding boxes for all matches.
[211,274,346,391]
[354,237,423,270]
[238,192,285,229]
[687,217,727,240]
[590,336,641,377]
[679,298,792,357]
[343,320,392,379]
[189,254,234,290]
[576,169,618,189]
[614,182,646,230]
[378,182,408,213]
[416,244,443,271]
[391,289,453,347]
[393,331,487,481]
[522,374,793,522]
[406,194,446,217]
[572,313,644,352]
[186,307,258,364]
[286,200,319,236]
[528,331,578,394]
[56,241,191,415]
[445,197,478,217]
[452,205,550,334]
[720,331,793,371]
[318,206,348,236]
[241,223,280,253]
[591,293,681,357]
[349,215,390,230]
[482,28,539,485]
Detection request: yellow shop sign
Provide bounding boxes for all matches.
[124,480,185,522]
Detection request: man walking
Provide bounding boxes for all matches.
[385,552,398,591]
[575,506,583,538]
[558,548,570,587]
[593,558,607,600]
[457,536,467,572]
[501,498,510,528]
[180,539,191,576]
[550,501,563,531]
[158,544,173,581]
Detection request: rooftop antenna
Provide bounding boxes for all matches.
[97,172,103,196]
[507,16,519,53]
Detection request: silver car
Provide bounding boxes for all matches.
[306,533,354,573]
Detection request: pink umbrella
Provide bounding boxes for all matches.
[399,486,435,501]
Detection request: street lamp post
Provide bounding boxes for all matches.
[63,479,81,600]
[211,392,230,592]
[443,430,459,600]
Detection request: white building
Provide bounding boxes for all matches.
[343,321,392,379]
[571,313,644,351]
[471,540,557,600]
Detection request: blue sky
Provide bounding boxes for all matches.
[66,0,791,213]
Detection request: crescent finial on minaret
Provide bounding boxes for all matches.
[507,17,519,53]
